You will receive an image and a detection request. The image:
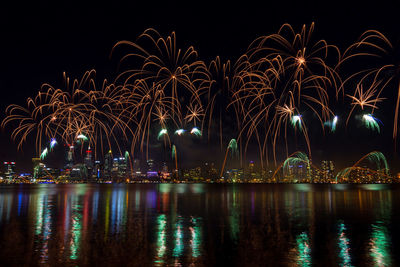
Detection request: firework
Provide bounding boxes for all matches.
[366,151,389,174]
[40,148,48,160]
[77,134,88,141]
[175,129,185,136]
[50,138,57,150]
[232,23,340,165]
[362,114,381,132]
[4,25,400,173]
[158,129,168,140]
[220,139,239,177]
[282,152,309,172]
[2,70,132,159]
[341,29,399,140]
[190,127,201,136]
[332,116,338,132]
[112,28,210,127]
[324,116,338,132]
[336,151,390,182]
[291,115,302,129]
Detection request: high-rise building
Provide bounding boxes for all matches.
[162,162,168,173]
[147,159,155,172]
[115,156,128,178]
[248,161,256,181]
[189,167,201,180]
[94,160,102,179]
[84,146,94,178]
[3,161,16,180]
[321,160,335,182]
[133,159,141,175]
[227,168,244,182]
[104,150,113,178]
[65,145,74,169]
[32,158,41,179]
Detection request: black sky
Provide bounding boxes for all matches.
[0,0,399,172]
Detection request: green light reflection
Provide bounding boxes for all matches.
[369,223,391,266]
[190,217,201,258]
[173,217,183,258]
[296,232,311,267]
[70,198,82,260]
[154,214,167,266]
[338,222,352,267]
[35,194,45,235]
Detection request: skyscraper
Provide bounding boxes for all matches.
[32,158,41,179]
[3,161,16,180]
[321,160,335,182]
[104,150,113,178]
[65,145,74,169]
[84,146,94,178]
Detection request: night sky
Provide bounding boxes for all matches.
[0,0,399,172]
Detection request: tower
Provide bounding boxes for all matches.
[84,146,93,178]
[3,161,16,180]
[104,150,113,179]
[65,145,74,169]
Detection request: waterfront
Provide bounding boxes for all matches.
[0,183,398,266]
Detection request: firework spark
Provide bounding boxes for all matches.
[324,115,338,132]
[158,129,168,140]
[50,138,57,150]
[363,114,381,132]
[190,127,201,136]
[40,148,48,160]
[175,129,185,136]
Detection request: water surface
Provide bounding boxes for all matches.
[0,184,398,266]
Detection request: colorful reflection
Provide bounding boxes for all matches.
[230,188,240,241]
[296,232,311,266]
[35,193,52,264]
[173,216,184,258]
[154,214,167,266]
[190,217,201,258]
[0,184,399,266]
[69,197,82,260]
[369,223,391,266]
[337,222,352,267]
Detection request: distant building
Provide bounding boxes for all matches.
[189,167,202,181]
[70,164,88,181]
[94,160,102,179]
[226,168,244,182]
[112,156,128,180]
[104,150,113,178]
[84,147,94,178]
[133,159,141,177]
[202,162,218,181]
[3,161,16,180]
[321,160,335,182]
[32,158,41,179]
[65,145,74,169]
[147,159,155,172]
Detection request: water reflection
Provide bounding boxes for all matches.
[0,184,399,266]
[70,197,82,260]
[154,214,167,265]
[190,217,201,258]
[296,232,311,266]
[369,223,391,266]
[337,222,352,267]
